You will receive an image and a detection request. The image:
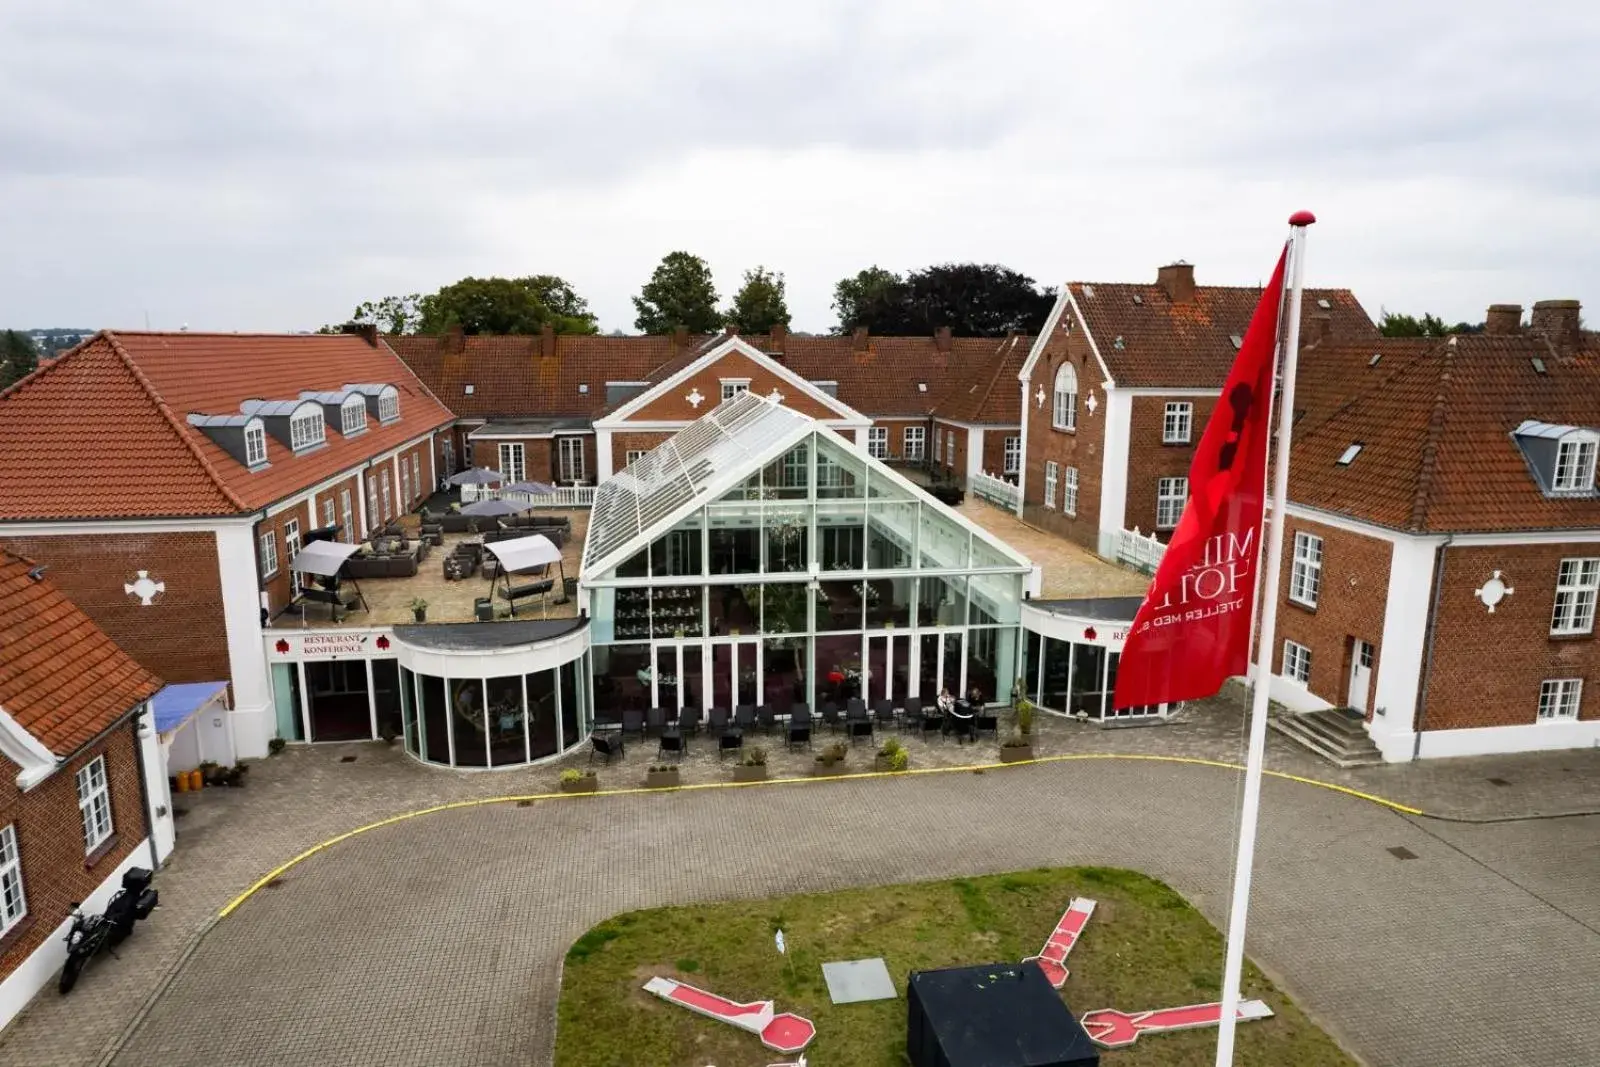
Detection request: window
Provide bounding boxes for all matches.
[1162,402,1193,444]
[366,478,379,537]
[259,530,278,578]
[1043,461,1058,509]
[780,446,808,487]
[867,427,888,459]
[321,498,335,528]
[934,430,943,464]
[339,489,353,542]
[1064,466,1079,516]
[289,406,324,451]
[410,454,422,501]
[1337,443,1363,465]
[720,380,750,402]
[625,450,645,467]
[558,437,586,483]
[283,518,302,597]
[340,395,367,435]
[903,426,925,461]
[399,459,411,505]
[1554,434,1598,491]
[1289,532,1323,608]
[498,443,526,485]
[244,421,268,467]
[1052,362,1078,431]
[76,757,113,854]
[378,470,392,521]
[1282,640,1312,685]
[1538,678,1582,721]
[945,430,957,467]
[1003,436,1021,475]
[0,824,25,935]
[1551,557,1600,635]
[378,389,399,422]
[1156,476,1188,529]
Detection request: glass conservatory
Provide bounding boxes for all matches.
[580,392,1033,715]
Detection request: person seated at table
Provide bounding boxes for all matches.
[936,687,955,716]
[967,685,984,707]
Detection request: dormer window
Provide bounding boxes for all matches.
[378,388,399,423]
[341,395,367,436]
[244,419,268,467]
[290,404,325,451]
[1554,433,1598,491]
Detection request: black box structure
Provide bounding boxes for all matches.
[905,963,1099,1067]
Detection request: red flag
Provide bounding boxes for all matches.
[1112,248,1287,708]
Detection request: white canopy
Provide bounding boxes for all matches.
[290,539,363,577]
[484,533,562,575]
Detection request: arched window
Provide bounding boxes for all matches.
[340,394,367,435]
[1052,362,1077,431]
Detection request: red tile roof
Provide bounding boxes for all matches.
[0,332,455,519]
[1068,281,1376,388]
[932,334,1029,424]
[1291,332,1600,532]
[0,551,162,755]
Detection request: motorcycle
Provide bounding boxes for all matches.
[58,866,158,994]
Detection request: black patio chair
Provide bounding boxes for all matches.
[708,706,730,734]
[718,729,744,760]
[756,705,779,733]
[974,707,999,739]
[589,734,623,763]
[645,706,667,735]
[846,697,867,720]
[846,703,873,743]
[657,727,685,761]
[678,706,702,736]
[593,709,623,733]
[734,704,757,731]
[787,716,811,751]
[902,697,924,732]
[873,699,898,731]
[621,708,646,740]
[920,708,943,739]
[945,710,976,744]
[819,702,841,733]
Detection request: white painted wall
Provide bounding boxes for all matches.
[966,427,986,484]
[1367,536,1442,761]
[1412,719,1600,759]
[215,525,274,759]
[1096,388,1132,557]
[595,428,614,482]
[139,708,175,866]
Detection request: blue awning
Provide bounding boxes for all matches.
[151,682,229,735]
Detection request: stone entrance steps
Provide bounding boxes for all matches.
[1269,707,1385,768]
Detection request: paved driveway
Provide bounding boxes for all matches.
[96,759,1600,1067]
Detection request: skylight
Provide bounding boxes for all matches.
[464,385,475,395]
[1368,353,1382,366]
[1317,298,1332,310]
[1229,334,1243,350]
[1337,443,1363,466]
[1531,357,1547,375]
[1113,336,1125,350]
[1132,293,1143,305]
[917,382,927,393]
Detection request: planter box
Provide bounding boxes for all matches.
[811,762,847,778]
[874,755,908,772]
[999,744,1034,763]
[559,776,599,794]
[732,764,768,783]
[645,770,681,789]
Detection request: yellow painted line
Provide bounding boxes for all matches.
[217,753,1421,920]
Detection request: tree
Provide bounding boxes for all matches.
[724,266,791,333]
[520,275,599,334]
[0,330,39,390]
[632,252,720,333]
[831,263,1053,336]
[1378,310,1453,338]
[351,294,424,334]
[330,276,598,335]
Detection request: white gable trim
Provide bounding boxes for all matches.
[1018,286,1072,382]
[594,337,871,429]
[1063,288,1116,388]
[0,702,60,790]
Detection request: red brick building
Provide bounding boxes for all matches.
[1267,300,1600,759]
[0,551,165,1026]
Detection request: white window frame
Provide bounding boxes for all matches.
[934,430,943,464]
[259,529,279,578]
[76,757,113,854]
[1289,531,1323,608]
[1282,640,1312,685]
[1052,362,1077,431]
[289,404,324,451]
[1553,432,1598,492]
[410,454,422,501]
[377,388,399,423]
[283,517,302,597]
[1064,466,1079,517]
[903,426,925,461]
[1162,402,1193,444]
[244,420,268,467]
[1156,476,1188,530]
[558,437,586,483]
[867,427,889,460]
[378,470,392,522]
[366,478,379,537]
[498,443,526,485]
[1538,678,1582,721]
[0,824,25,934]
[399,459,411,505]
[945,430,957,467]
[625,449,645,467]
[1551,557,1600,635]
[720,379,751,402]
[340,395,367,435]
[1043,461,1058,509]
[339,489,353,542]
[1003,436,1021,475]
[321,498,335,529]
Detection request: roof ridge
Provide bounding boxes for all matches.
[1407,340,1455,532]
[102,332,251,513]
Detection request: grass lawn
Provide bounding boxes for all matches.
[555,867,1356,1067]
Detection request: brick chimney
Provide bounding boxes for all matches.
[1308,312,1333,345]
[934,325,953,353]
[1157,261,1196,303]
[768,323,787,356]
[1484,304,1522,335]
[723,324,737,340]
[440,323,466,354]
[340,322,379,347]
[1530,299,1582,352]
[671,325,689,351]
[540,323,556,358]
[852,326,869,352]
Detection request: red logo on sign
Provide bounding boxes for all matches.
[375,635,390,650]
[274,639,290,654]
[1083,627,1097,641]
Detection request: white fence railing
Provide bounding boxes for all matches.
[460,483,596,508]
[1116,526,1167,573]
[970,470,1020,511]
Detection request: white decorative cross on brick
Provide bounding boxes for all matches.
[768,388,784,403]
[1475,570,1513,613]
[1085,391,1098,415]
[1035,385,1046,408]
[124,570,165,606]
[686,388,704,409]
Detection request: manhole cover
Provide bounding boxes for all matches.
[1387,846,1418,860]
[1487,777,1510,786]
[339,756,358,763]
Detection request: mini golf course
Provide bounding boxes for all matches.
[554,866,1356,1066]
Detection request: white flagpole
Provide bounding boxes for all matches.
[1214,211,1315,1066]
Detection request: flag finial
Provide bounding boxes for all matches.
[1288,210,1317,226]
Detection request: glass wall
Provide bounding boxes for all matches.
[393,658,587,769]
[1019,629,1168,721]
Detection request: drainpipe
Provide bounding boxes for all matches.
[132,707,160,872]
[1015,376,1030,518]
[1411,535,1452,760]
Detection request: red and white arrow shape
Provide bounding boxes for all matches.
[642,976,815,1054]
[1022,897,1096,988]
[1080,998,1273,1048]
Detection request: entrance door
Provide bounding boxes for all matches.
[866,632,909,704]
[711,638,762,710]
[652,642,706,712]
[499,443,526,484]
[441,438,455,477]
[1347,639,1373,713]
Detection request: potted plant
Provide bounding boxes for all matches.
[1000,732,1034,763]
[268,737,287,756]
[733,746,768,783]
[1014,695,1035,738]
[874,737,909,772]
[811,740,849,777]
[645,763,681,789]
[558,768,598,794]
[410,597,428,623]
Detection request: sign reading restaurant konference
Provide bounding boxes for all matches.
[266,630,395,660]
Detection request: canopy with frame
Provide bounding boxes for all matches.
[446,467,504,486]
[289,539,368,621]
[484,533,565,616]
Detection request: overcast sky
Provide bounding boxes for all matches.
[3,1,1596,334]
